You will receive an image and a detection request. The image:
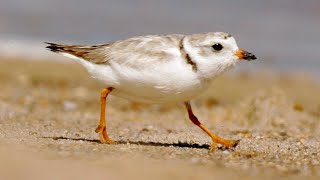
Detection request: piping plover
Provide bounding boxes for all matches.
[46,32,256,150]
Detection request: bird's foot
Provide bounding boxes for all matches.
[95,125,116,144]
[209,139,239,151]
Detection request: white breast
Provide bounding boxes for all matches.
[88,56,209,103]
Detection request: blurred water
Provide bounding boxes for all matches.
[0,0,319,74]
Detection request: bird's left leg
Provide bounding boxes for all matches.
[95,87,115,144]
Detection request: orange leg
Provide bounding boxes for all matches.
[184,101,239,151]
[95,87,116,144]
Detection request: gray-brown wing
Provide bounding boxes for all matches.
[46,34,184,67]
[46,43,110,64]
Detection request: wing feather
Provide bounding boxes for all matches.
[46,34,184,69]
[46,43,110,64]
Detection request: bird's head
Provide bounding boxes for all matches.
[183,32,256,79]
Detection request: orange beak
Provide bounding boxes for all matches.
[235,48,257,61]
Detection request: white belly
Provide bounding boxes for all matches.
[88,59,210,103]
[111,81,207,103]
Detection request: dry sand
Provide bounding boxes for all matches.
[0,59,319,180]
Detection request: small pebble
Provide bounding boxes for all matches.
[222,150,230,155]
[63,101,77,111]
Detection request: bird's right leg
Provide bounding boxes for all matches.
[184,101,239,151]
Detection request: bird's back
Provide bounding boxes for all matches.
[46,34,185,69]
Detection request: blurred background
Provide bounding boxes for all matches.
[0,0,319,75]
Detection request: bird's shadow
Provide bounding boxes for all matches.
[42,136,210,149]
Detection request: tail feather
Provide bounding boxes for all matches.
[45,42,109,64]
[45,42,67,53]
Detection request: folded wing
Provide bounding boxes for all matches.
[46,34,184,69]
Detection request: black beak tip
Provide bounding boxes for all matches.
[244,52,257,61]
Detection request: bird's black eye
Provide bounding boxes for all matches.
[211,43,223,51]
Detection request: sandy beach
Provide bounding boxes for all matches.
[0,59,319,179]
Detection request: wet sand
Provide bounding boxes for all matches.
[0,59,319,180]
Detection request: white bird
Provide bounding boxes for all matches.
[46,32,256,150]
